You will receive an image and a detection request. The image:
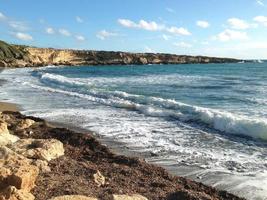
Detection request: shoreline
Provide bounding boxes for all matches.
[0,111,244,200]
[0,67,245,199]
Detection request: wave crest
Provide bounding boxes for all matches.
[37,72,267,141]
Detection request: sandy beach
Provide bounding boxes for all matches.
[0,101,19,112]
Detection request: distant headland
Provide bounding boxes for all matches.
[0,40,242,68]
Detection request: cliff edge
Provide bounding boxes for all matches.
[0,40,241,68]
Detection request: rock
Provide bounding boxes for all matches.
[0,186,35,200]
[0,146,39,192]
[93,170,105,187]
[31,159,50,172]
[112,194,148,200]
[0,114,12,126]
[16,119,35,130]
[0,121,9,135]
[139,57,148,65]
[8,138,64,161]
[49,195,97,200]
[0,134,19,146]
[0,121,19,146]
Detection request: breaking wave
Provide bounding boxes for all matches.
[32,72,267,141]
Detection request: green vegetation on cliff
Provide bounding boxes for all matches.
[0,40,27,60]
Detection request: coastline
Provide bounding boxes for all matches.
[0,66,247,200]
[0,110,244,200]
[0,40,242,68]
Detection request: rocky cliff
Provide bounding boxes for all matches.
[0,40,241,68]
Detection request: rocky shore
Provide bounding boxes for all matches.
[0,40,241,68]
[0,111,245,200]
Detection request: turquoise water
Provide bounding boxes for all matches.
[1,63,267,199]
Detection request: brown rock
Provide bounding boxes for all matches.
[31,159,50,172]
[49,195,97,200]
[0,114,12,126]
[139,57,148,65]
[0,147,39,192]
[0,122,19,146]
[0,186,35,200]
[16,119,35,130]
[0,121,9,135]
[112,194,148,200]
[8,138,64,161]
[0,134,19,147]
[93,171,105,187]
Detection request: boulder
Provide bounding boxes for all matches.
[112,194,148,200]
[0,146,39,192]
[31,159,50,172]
[0,186,35,200]
[0,134,19,146]
[8,138,64,161]
[0,114,12,126]
[16,119,35,130]
[0,121,9,135]
[0,121,19,146]
[49,195,97,200]
[93,171,105,187]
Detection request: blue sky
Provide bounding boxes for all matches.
[0,0,267,59]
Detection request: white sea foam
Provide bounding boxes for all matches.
[41,73,87,87]
[2,66,267,200]
[27,74,267,141]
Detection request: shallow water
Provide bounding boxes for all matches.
[1,63,267,199]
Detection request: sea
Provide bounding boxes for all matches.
[1,63,267,200]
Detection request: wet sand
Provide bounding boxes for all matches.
[0,101,19,112]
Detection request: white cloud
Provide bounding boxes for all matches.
[0,12,6,21]
[173,42,192,48]
[118,19,137,28]
[118,18,191,36]
[162,34,170,41]
[59,29,71,36]
[139,20,163,31]
[46,27,55,34]
[9,21,28,31]
[254,16,267,26]
[118,19,163,31]
[167,26,191,36]
[0,12,29,31]
[166,7,175,13]
[76,35,85,41]
[76,16,83,23]
[196,20,210,28]
[227,18,252,30]
[96,30,117,40]
[14,32,33,41]
[256,0,264,6]
[215,29,248,42]
[144,46,155,53]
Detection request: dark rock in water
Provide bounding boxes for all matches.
[0,40,242,68]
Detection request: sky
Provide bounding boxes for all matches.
[0,0,267,59]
